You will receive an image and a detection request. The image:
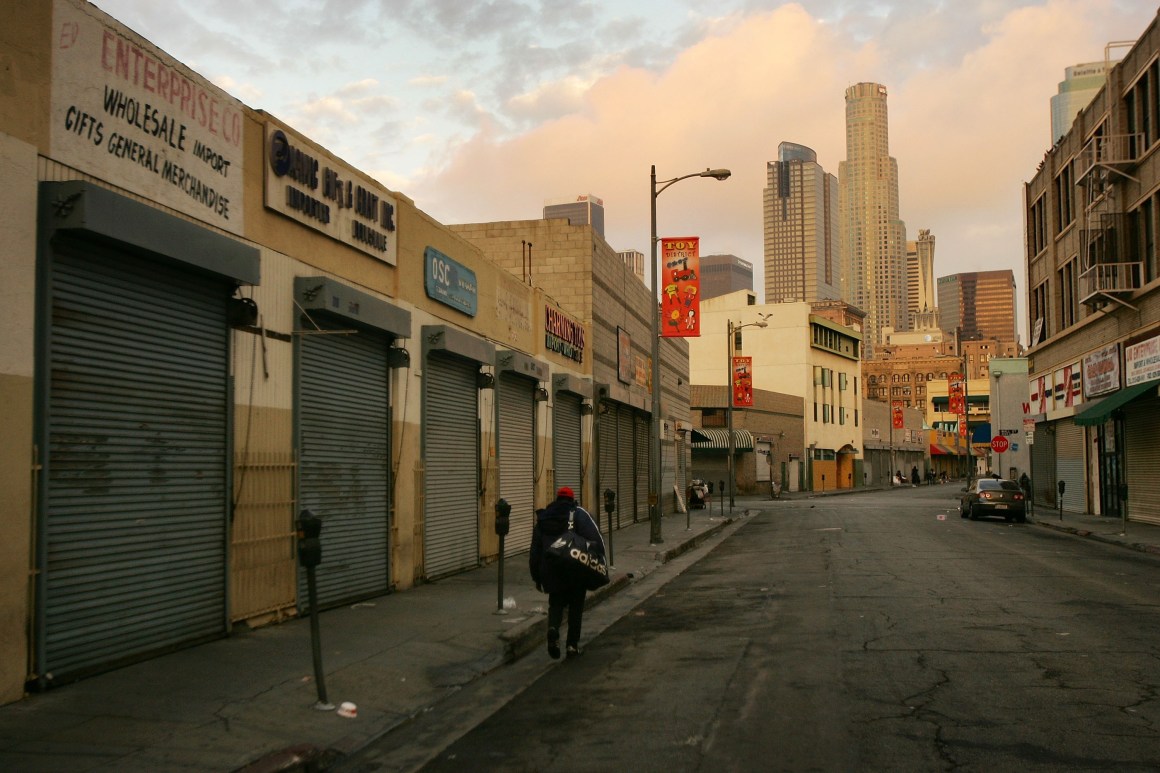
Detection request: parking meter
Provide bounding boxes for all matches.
[297,509,329,708]
[603,489,616,564]
[1119,482,1129,535]
[494,498,511,612]
[297,509,322,568]
[1057,480,1066,521]
[494,498,511,536]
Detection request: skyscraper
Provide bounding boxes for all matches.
[763,142,840,304]
[1050,61,1118,144]
[617,249,645,283]
[543,194,605,238]
[839,82,907,356]
[937,270,1018,346]
[906,229,937,329]
[699,253,753,300]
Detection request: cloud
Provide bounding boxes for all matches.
[408,0,1157,342]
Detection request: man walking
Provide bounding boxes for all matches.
[529,487,606,659]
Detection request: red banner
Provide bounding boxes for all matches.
[732,357,753,407]
[891,400,904,429]
[959,419,969,438]
[660,237,701,337]
[947,371,965,415]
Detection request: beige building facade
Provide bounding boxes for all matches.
[1024,11,1160,523]
[0,0,629,703]
[688,291,864,491]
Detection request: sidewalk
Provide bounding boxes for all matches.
[1027,504,1160,556]
[0,508,739,773]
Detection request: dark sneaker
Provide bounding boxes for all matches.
[565,644,582,659]
[547,628,560,660]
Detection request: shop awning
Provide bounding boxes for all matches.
[690,428,755,450]
[1074,379,1160,426]
[930,443,951,456]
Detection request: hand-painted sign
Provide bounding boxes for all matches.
[51,0,245,233]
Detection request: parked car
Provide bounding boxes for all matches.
[960,478,1026,522]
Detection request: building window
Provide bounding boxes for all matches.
[1058,258,1077,330]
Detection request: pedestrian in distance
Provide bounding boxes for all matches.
[530,486,606,660]
[910,466,920,487]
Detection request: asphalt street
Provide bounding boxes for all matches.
[349,486,1160,773]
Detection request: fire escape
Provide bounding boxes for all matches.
[1077,131,1144,309]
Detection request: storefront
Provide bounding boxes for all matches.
[35,182,258,684]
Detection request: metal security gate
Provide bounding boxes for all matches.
[1056,420,1086,513]
[298,324,391,610]
[597,407,619,530]
[1124,397,1160,525]
[634,414,649,523]
[553,391,583,505]
[423,352,480,578]
[498,372,536,555]
[1031,424,1056,508]
[617,406,635,527]
[42,239,230,680]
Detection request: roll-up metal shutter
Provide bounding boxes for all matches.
[1124,397,1160,525]
[298,324,390,611]
[43,240,229,680]
[1031,424,1056,508]
[498,372,537,555]
[598,408,619,529]
[634,413,649,523]
[617,406,635,528]
[423,352,479,578]
[553,392,583,504]
[1055,420,1085,513]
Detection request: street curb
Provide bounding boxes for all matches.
[499,515,737,663]
[1031,518,1160,556]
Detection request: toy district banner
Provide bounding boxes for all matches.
[660,237,701,337]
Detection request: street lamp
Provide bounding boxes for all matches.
[726,315,769,511]
[650,165,731,545]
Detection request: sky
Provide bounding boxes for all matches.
[91,0,1160,342]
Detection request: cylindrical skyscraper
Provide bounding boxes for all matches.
[839,82,908,356]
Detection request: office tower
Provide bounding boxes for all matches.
[763,142,840,304]
[700,253,753,300]
[1050,61,1117,144]
[617,249,645,283]
[839,82,908,356]
[937,270,1018,345]
[906,229,937,329]
[543,194,605,238]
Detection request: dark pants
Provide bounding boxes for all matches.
[547,587,587,646]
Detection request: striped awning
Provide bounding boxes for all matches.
[690,428,755,450]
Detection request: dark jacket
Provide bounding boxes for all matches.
[529,497,606,594]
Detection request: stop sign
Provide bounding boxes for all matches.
[991,435,1010,453]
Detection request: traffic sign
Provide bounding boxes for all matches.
[991,436,1010,453]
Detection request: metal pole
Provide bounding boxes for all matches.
[306,566,331,709]
[727,319,735,513]
[496,534,505,612]
[649,165,664,545]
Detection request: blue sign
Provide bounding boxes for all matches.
[424,246,477,316]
